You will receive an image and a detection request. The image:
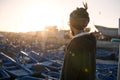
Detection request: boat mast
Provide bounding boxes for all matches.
[117,18,120,80]
[119,18,120,38]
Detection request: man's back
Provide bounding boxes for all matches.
[60,33,96,80]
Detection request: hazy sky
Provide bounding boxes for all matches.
[0,0,120,32]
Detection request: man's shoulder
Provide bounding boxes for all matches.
[72,32,96,41]
[72,32,90,39]
[71,32,96,45]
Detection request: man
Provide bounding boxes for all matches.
[60,3,96,80]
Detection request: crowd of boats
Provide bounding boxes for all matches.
[0,42,63,80]
[95,25,119,80]
[0,25,119,80]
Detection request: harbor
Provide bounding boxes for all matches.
[0,24,119,80]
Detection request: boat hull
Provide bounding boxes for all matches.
[95,25,118,37]
[0,68,10,80]
[97,40,119,49]
[0,52,33,78]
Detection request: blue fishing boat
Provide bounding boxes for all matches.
[0,52,33,78]
[0,67,10,80]
[15,51,61,79]
[96,64,118,80]
[1,44,62,72]
[96,48,118,61]
[15,51,38,69]
[22,51,62,72]
[1,48,61,79]
[111,38,120,42]
[0,44,38,70]
[41,71,60,79]
[15,76,44,80]
[31,63,60,80]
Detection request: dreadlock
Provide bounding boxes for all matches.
[70,3,90,30]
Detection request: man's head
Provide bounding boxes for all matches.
[69,3,90,31]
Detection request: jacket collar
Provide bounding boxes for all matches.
[73,30,89,39]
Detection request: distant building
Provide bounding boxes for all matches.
[0,34,4,40]
[40,29,71,50]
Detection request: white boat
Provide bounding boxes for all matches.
[96,59,118,64]
[97,40,120,49]
[95,25,118,37]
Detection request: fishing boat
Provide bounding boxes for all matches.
[15,51,38,69]
[41,72,60,80]
[111,38,120,42]
[95,25,118,38]
[2,43,62,72]
[3,50,60,80]
[96,48,118,61]
[97,40,120,49]
[22,51,62,72]
[31,63,60,80]
[0,52,33,78]
[96,63,118,80]
[1,46,61,79]
[15,76,44,80]
[0,67,10,80]
[0,44,38,69]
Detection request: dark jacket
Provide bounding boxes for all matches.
[60,32,96,80]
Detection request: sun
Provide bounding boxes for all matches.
[17,3,64,32]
